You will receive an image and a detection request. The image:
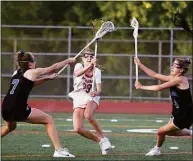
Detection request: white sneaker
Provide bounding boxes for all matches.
[145,147,161,156]
[53,148,75,157]
[99,137,113,155]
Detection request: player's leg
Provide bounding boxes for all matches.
[25,108,62,150]
[84,101,113,154]
[167,128,192,136]
[156,121,179,147]
[1,121,17,137]
[166,118,192,136]
[73,108,100,142]
[84,101,104,138]
[146,121,178,156]
[25,108,75,157]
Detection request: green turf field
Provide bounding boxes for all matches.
[1,113,192,160]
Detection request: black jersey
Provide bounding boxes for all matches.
[1,69,34,121]
[170,86,193,117]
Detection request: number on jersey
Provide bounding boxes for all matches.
[83,82,92,93]
[10,79,19,94]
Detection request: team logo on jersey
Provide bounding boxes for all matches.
[174,100,180,109]
[171,91,178,97]
[26,106,30,111]
[82,76,93,93]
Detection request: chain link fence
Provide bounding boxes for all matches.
[1,25,192,101]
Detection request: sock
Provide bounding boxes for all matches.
[190,130,192,136]
[56,148,63,151]
[154,145,160,150]
[99,139,103,144]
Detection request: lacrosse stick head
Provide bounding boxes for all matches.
[95,21,115,39]
[172,11,192,33]
[131,17,139,28]
[131,17,139,38]
[91,18,105,35]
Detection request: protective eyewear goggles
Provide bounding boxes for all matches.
[172,63,181,69]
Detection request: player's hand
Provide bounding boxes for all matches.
[90,91,97,97]
[47,73,57,80]
[135,81,142,89]
[90,57,97,66]
[134,57,141,66]
[67,58,76,64]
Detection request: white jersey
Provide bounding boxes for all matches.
[72,63,101,93]
[69,63,101,108]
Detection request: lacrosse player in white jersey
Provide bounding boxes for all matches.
[69,48,112,155]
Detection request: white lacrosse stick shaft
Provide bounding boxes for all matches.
[131,17,139,82]
[57,38,96,76]
[91,39,98,92]
[57,21,115,76]
[134,36,138,82]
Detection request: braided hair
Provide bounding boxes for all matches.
[15,50,34,72]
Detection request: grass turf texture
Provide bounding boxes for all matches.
[1,113,192,160]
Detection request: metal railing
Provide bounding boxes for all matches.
[1,25,192,101]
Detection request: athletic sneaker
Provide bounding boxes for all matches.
[53,148,75,157]
[145,147,161,156]
[99,137,113,155]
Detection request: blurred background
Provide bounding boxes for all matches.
[1,1,192,102]
[1,2,193,160]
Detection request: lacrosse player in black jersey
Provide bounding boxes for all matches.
[134,57,193,156]
[1,50,76,157]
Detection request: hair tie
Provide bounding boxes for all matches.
[20,50,25,55]
[185,58,190,63]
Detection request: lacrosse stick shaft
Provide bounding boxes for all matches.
[74,38,96,59]
[135,37,138,82]
[131,17,139,82]
[92,39,98,91]
[56,38,96,75]
[57,20,115,76]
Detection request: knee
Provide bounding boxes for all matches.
[8,124,17,132]
[84,114,94,122]
[157,128,166,136]
[45,115,54,124]
[74,127,83,134]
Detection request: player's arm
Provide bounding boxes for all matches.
[24,58,75,81]
[90,69,102,97]
[74,58,96,77]
[34,73,57,86]
[90,83,102,97]
[134,57,171,81]
[36,58,76,76]
[95,83,102,96]
[74,64,93,77]
[135,77,181,91]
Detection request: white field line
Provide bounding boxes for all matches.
[2,117,166,127]
[54,117,166,122]
[66,129,112,132]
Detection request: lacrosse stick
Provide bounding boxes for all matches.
[57,21,115,76]
[91,19,105,92]
[91,39,98,92]
[131,17,139,82]
[172,11,193,34]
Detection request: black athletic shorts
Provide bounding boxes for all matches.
[171,115,193,129]
[2,105,32,122]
